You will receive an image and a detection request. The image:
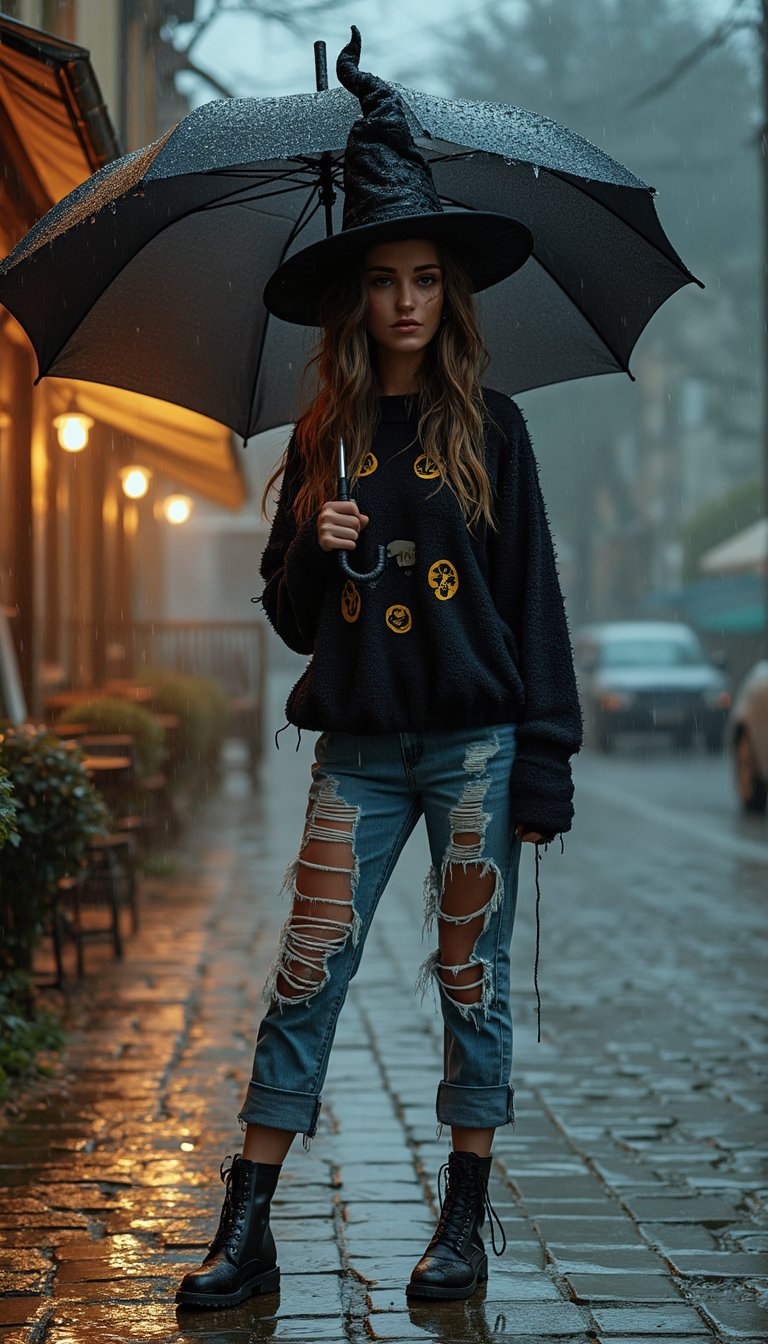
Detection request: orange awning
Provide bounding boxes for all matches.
[0,15,247,511]
[0,17,118,207]
[49,377,247,510]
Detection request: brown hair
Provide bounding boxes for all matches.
[261,244,496,533]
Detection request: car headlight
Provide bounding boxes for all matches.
[599,690,635,711]
[703,689,731,710]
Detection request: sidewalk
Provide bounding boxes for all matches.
[0,671,766,1343]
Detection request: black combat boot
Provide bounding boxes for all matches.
[407,1150,506,1301]
[176,1154,281,1309]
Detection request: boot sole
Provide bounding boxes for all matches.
[406,1260,488,1301]
[176,1266,280,1309]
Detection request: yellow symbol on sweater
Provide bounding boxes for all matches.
[385,604,412,633]
[341,579,361,623]
[414,453,441,479]
[358,451,378,477]
[428,560,459,601]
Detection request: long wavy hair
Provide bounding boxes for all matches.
[261,244,496,534]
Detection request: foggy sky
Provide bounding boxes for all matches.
[177,0,733,107]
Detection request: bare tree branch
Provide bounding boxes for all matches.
[167,0,342,95]
[621,0,758,110]
[182,56,236,99]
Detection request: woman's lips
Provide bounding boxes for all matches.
[392,321,421,330]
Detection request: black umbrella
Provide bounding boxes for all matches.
[0,43,703,451]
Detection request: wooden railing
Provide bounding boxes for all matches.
[124,621,267,699]
[52,619,268,766]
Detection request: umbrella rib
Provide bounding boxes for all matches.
[436,174,704,376]
[544,168,705,287]
[202,165,319,187]
[525,250,635,379]
[198,182,315,212]
[243,192,324,443]
[33,182,319,387]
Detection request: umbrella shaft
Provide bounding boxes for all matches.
[313,40,328,92]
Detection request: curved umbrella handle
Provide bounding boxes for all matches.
[336,436,387,585]
[338,545,387,583]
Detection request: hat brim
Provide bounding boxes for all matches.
[263,211,534,326]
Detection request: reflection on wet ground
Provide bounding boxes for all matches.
[1,675,767,1342]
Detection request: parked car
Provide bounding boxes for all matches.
[728,660,768,814]
[573,621,731,753]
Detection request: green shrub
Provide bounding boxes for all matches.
[0,768,17,851]
[0,971,65,1101]
[57,698,165,778]
[0,724,109,971]
[137,670,229,772]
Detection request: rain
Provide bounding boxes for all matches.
[0,1,766,1339]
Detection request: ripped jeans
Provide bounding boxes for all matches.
[238,723,522,1140]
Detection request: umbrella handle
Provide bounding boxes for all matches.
[337,435,386,584]
[338,542,386,584]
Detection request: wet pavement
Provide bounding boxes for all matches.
[1,669,767,1343]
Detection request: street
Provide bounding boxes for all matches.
[0,670,766,1344]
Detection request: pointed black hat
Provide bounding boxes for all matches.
[263,27,533,326]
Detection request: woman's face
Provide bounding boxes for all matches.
[364,238,444,355]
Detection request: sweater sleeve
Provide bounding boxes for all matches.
[258,433,336,655]
[488,395,583,836]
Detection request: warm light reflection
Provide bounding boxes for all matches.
[120,466,151,499]
[53,411,94,452]
[162,494,193,525]
[180,1141,195,1152]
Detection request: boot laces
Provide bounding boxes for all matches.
[435,1158,507,1257]
[207,1155,247,1255]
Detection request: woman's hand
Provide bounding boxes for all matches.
[317,499,370,552]
[515,824,550,844]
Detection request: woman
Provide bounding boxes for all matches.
[176,28,582,1312]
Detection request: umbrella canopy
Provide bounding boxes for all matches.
[0,80,703,442]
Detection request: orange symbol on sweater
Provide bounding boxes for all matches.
[385,604,412,633]
[428,560,459,601]
[341,579,361,623]
[414,453,440,479]
[358,451,378,477]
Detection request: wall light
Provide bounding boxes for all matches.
[162,494,193,525]
[119,466,151,499]
[53,410,94,452]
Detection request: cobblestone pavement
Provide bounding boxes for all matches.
[1,672,767,1344]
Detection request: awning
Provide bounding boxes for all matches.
[0,14,248,511]
[48,377,247,510]
[0,16,119,211]
[645,574,767,635]
[699,519,768,577]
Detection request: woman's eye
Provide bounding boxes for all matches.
[370,277,391,287]
[418,275,437,285]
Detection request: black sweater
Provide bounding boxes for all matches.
[258,387,583,836]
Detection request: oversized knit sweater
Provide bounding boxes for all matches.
[258,387,583,836]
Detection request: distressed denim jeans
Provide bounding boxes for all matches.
[238,723,522,1139]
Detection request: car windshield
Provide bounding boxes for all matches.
[599,636,704,669]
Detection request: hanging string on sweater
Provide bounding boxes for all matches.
[532,833,566,1044]
[534,840,543,1044]
[274,721,291,751]
[273,721,304,752]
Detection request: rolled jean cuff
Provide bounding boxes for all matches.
[238,1082,322,1138]
[436,1081,515,1130]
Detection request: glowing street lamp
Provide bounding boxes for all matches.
[119,466,151,499]
[53,410,94,452]
[162,494,193,525]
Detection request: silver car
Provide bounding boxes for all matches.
[573,621,731,753]
[729,661,768,814]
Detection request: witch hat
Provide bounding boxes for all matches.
[263,26,533,326]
